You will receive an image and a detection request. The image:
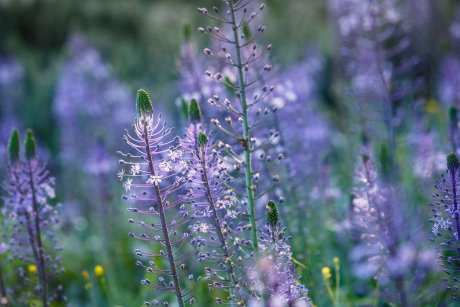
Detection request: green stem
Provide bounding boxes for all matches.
[142,124,185,307]
[228,0,258,252]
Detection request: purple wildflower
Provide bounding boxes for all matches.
[198,0,283,252]
[181,101,251,303]
[118,90,194,306]
[1,129,63,306]
[248,200,310,306]
[431,152,460,300]
[351,149,435,305]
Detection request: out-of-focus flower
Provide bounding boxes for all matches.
[94,265,104,278]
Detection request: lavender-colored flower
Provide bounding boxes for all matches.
[330,0,418,163]
[431,152,460,301]
[198,0,284,252]
[249,201,310,306]
[351,149,436,305]
[1,129,63,306]
[118,90,194,307]
[181,101,251,303]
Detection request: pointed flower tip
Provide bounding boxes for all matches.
[197,132,208,147]
[447,152,459,170]
[449,106,458,124]
[25,129,37,160]
[136,89,153,118]
[8,128,20,163]
[188,98,202,123]
[266,200,279,227]
[183,21,192,41]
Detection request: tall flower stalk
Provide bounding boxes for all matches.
[118,90,194,306]
[198,0,277,253]
[431,152,460,301]
[182,101,250,304]
[2,129,63,306]
[251,200,310,305]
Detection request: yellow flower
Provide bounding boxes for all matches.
[28,264,37,274]
[82,270,90,281]
[94,265,104,278]
[322,266,331,279]
[333,257,339,267]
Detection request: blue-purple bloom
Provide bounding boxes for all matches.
[1,129,63,306]
[431,153,460,301]
[118,89,194,306]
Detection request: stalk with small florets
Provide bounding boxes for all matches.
[198,1,277,253]
[182,102,250,304]
[2,129,63,306]
[431,152,460,301]
[253,200,310,305]
[118,89,195,306]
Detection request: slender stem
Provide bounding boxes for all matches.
[450,168,460,241]
[26,161,48,307]
[228,0,258,252]
[142,124,185,307]
[0,262,8,307]
[198,145,239,304]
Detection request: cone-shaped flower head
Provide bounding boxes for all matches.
[136,89,153,119]
[447,152,460,170]
[8,128,20,164]
[266,200,279,227]
[182,21,192,41]
[450,107,458,125]
[24,129,36,160]
[197,132,208,148]
[188,98,202,123]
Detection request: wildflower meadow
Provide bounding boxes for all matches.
[1,0,460,306]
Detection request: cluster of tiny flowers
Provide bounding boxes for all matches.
[1,130,64,306]
[249,202,310,306]
[182,113,251,304]
[430,153,460,300]
[118,90,194,306]
[350,152,434,305]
